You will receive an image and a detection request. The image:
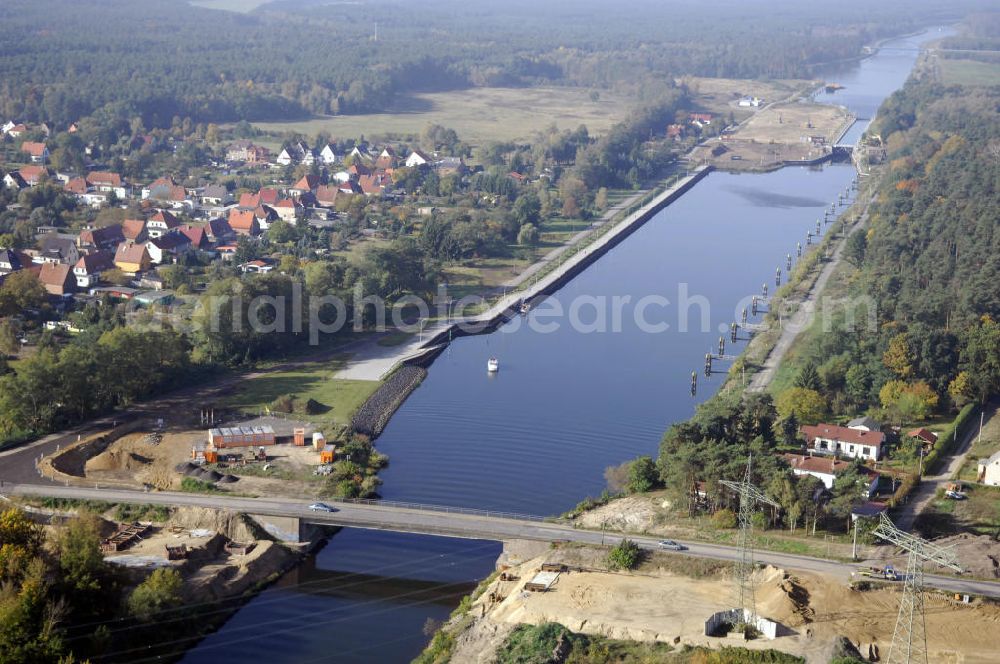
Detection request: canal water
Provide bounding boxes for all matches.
[181,27,944,664]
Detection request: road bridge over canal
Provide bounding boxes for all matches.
[5,483,1000,601]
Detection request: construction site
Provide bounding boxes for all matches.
[443,543,1000,664]
[39,413,340,500]
[692,101,854,170]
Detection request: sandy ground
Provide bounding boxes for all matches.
[83,431,328,499]
[692,101,853,170]
[99,507,298,601]
[451,548,1000,664]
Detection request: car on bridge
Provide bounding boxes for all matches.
[308,502,338,512]
[657,539,685,551]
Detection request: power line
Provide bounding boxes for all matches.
[104,568,496,663]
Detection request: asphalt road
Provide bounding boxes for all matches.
[6,483,1000,600]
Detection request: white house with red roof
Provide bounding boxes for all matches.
[784,453,880,498]
[800,423,885,461]
[21,142,49,164]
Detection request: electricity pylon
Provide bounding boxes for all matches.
[720,454,780,625]
[872,512,963,664]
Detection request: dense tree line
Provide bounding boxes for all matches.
[775,79,1000,421]
[0,0,981,127]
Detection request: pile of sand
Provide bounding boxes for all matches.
[86,449,150,473]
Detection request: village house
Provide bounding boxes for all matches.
[114,242,152,275]
[907,428,939,449]
[38,233,80,265]
[289,174,320,197]
[315,185,342,208]
[273,198,303,223]
[21,141,49,164]
[405,150,431,168]
[122,218,148,243]
[179,224,211,251]
[78,224,125,251]
[319,143,338,165]
[738,96,764,108]
[86,171,129,199]
[204,217,235,244]
[228,209,261,236]
[198,184,231,206]
[3,171,28,190]
[784,454,880,498]
[433,156,465,176]
[16,165,53,187]
[240,259,274,274]
[147,233,192,264]
[226,140,271,165]
[0,248,26,275]
[977,450,1000,486]
[73,251,116,288]
[847,416,881,432]
[5,123,28,138]
[38,262,75,296]
[800,423,885,461]
[375,147,398,170]
[146,210,181,239]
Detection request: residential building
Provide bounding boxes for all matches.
[86,171,128,199]
[319,144,338,165]
[977,450,1000,486]
[800,423,885,461]
[290,174,320,197]
[122,219,148,243]
[147,233,192,264]
[273,198,302,223]
[38,263,75,295]
[16,165,53,186]
[784,454,880,498]
[405,150,431,168]
[847,416,881,432]
[228,209,260,236]
[0,248,26,275]
[114,242,152,275]
[205,217,235,244]
[21,142,49,163]
[73,251,115,288]
[38,234,80,265]
[78,224,125,251]
[146,210,180,238]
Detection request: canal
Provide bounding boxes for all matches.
[181,27,946,664]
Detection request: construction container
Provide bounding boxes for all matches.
[312,431,326,451]
[293,427,306,446]
[209,426,276,449]
[319,444,336,464]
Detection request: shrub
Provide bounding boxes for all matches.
[607,538,642,571]
[270,394,295,413]
[711,508,738,529]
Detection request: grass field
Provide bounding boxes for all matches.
[940,58,1000,87]
[252,87,635,145]
[682,76,813,116]
[221,355,379,430]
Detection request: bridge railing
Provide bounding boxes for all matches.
[324,496,551,522]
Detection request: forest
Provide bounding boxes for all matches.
[0,0,986,127]
[648,72,1000,531]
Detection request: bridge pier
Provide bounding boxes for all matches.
[249,514,304,543]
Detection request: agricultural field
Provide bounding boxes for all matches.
[252,87,635,145]
[939,58,1000,87]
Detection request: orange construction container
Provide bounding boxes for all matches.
[293,428,306,446]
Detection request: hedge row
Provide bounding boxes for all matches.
[924,403,978,476]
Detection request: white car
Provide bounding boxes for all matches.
[657,539,685,551]
[308,502,337,512]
